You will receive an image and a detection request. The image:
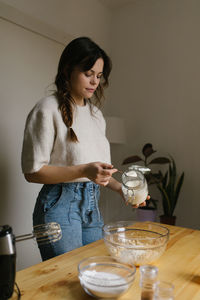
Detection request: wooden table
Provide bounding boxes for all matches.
[11,224,200,300]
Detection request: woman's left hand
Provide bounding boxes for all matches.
[120,189,150,208]
[106,177,150,208]
[131,195,150,208]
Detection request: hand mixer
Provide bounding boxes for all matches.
[0,222,62,300]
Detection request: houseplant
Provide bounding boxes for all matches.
[157,157,184,225]
[122,143,170,221]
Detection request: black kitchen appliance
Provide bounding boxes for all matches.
[0,225,16,300]
[0,222,62,299]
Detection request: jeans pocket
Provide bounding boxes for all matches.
[43,184,63,213]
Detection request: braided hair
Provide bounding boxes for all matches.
[55,37,112,142]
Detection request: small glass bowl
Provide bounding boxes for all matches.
[103,221,169,266]
[78,256,136,298]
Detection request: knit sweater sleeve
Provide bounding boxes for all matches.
[21,102,55,174]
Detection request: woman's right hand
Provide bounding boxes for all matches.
[84,162,118,186]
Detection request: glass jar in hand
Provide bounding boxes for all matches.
[121,165,150,206]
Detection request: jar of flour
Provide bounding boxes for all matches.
[121,165,150,206]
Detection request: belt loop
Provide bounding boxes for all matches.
[75,182,79,191]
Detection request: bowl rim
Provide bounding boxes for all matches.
[103,221,170,241]
[78,255,136,286]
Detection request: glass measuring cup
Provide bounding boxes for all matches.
[121,165,150,206]
[154,281,174,300]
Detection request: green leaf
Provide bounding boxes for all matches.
[162,171,168,188]
[173,172,185,213]
[157,184,171,215]
[157,156,184,216]
[146,172,163,184]
[169,159,176,208]
[142,143,156,158]
[122,155,143,165]
[149,157,170,164]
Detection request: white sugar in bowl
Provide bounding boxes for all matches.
[78,256,136,298]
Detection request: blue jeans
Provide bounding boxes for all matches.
[33,182,103,261]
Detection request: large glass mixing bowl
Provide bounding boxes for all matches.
[103,221,169,266]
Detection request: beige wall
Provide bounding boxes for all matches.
[106,0,200,229]
[0,17,65,270]
[0,0,111,51]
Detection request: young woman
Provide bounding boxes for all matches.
[21,37,146,261]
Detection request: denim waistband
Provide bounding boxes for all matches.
[61,181,100,191]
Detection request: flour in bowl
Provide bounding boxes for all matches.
[79,270,129,297]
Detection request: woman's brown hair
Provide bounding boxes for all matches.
[55,37,112,142]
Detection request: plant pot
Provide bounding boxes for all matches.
[136,207,157,222]
[160,215,176,225]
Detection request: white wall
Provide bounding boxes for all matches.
[0,0,111,270]
[107,0,200,229]
[0,0,111,51]
[0,17,65,270]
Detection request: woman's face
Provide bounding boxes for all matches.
[69,58,104,105]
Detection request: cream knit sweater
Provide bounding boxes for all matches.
[21,96,111,182]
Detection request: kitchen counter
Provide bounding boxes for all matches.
[11,224,200,299]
